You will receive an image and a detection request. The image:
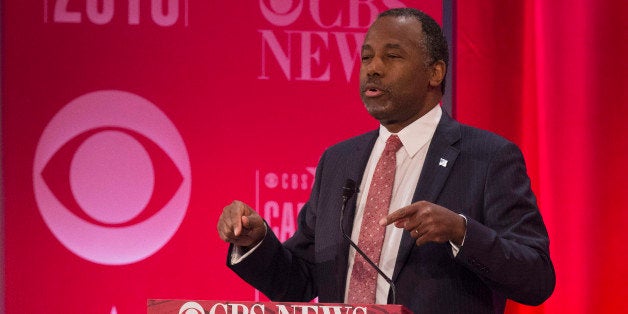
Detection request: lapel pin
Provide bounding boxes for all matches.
[439,158,448,168]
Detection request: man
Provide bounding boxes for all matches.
[217,8,555,314]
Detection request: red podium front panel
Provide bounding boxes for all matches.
[147,300,412,314]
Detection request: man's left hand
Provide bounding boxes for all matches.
[379,200,466,246]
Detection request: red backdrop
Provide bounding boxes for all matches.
[456,0,628,313]
[2,0,626,313]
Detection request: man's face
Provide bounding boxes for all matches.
[360,16,436,132]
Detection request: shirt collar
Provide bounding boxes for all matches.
[378,105,442,158]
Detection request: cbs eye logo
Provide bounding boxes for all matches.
[260,0,303,26]
[33,90,191,265]
[179,302,205,314]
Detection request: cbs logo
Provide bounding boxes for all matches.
[33,90,191,265]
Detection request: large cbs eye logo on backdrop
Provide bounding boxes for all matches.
[33,90,191,265]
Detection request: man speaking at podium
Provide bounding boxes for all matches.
[217,8,555,314]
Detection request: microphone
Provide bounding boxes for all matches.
[339,179,397,305]
[342,179,358,202]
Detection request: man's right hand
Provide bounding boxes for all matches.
[217,200,266,248]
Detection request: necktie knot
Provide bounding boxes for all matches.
[384,135,403,153]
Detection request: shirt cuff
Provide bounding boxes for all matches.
[230,224,268,264]
[450,214,468,257]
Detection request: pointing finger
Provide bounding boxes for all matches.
[228,200,249,236]
[379,206,412,226]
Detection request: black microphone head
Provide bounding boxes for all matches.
[342,179,357,199]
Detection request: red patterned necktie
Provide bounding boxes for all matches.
[347,135,403,304]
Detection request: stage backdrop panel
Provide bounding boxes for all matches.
[2,1,442,312]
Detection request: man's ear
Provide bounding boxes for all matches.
[429,60,446,88]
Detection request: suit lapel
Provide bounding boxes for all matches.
[341,130,379,236]
[392,112,461,282]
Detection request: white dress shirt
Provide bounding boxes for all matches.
[344,105,442,304]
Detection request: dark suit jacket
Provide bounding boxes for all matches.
[229,112,555,314]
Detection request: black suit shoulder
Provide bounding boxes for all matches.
[324,130,378,155]
[455,121,523,161]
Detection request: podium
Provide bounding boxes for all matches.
[147,300,412,314]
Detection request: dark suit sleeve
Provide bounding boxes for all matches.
[226,151,328,302]
[226,219,317,301]
[456,142,556,305]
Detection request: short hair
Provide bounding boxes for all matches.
[377,8,449,94]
